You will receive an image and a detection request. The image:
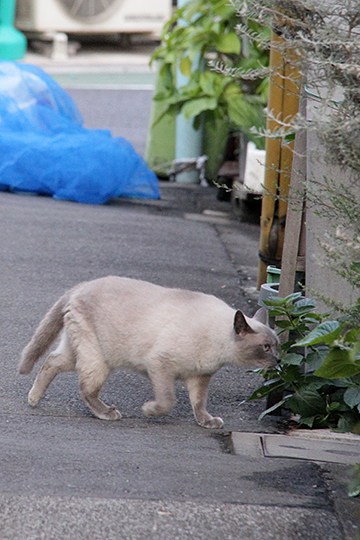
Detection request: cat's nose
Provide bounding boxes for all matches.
[272,351,280,365]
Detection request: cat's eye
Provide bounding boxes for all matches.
[263,343,271,352]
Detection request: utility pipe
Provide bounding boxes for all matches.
[175,0,202,184]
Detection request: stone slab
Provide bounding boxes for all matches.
[232,430,360,464]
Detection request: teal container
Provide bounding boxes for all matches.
[0,0,27,60]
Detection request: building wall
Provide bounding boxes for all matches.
[305,95,359,311]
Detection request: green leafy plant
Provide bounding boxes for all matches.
[151,0,269,147]
[248,293,360,432]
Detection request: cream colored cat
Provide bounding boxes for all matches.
[19,276,278,428]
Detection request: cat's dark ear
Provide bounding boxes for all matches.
[252,307,269,326]
[234,311,254,335]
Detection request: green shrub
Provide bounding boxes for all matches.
[248,293,360,432]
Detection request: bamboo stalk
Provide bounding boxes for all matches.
[258,32,285,286]
[257,33,301,286]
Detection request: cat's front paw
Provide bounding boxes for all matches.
[28,388,41,407]
[199,416,224,429]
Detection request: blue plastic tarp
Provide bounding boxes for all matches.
[0,62,160,204]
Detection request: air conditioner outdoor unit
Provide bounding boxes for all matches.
[16,0,172,35]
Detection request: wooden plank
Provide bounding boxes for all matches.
[217,160,239,178]
[278,94,307,298]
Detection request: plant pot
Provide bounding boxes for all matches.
[258,282,279,308]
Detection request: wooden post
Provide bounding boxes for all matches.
[258,32,284,286]
[278,93,307,298]
[258,33,301,286]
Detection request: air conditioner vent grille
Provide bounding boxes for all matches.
[16,0,32,20]
[59,0,121,21]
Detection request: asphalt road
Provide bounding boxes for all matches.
[67,87,153,157]
[0,188,352,540]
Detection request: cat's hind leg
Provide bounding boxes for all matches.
[186,375,224,429]
[28,332,75,407]
[142,365,176,418]
[72,334,121,421]
[78,364,121,421]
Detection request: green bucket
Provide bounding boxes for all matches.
[266,265,281,284]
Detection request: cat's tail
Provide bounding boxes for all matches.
[18,293,69,374]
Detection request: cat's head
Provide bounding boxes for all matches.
[233,307,279,368]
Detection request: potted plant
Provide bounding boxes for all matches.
[147,0,269,181]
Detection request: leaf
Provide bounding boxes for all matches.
[306,348,329,370]
[353,340,360,361]
[291,297,316,315]
[336,413,360,433]
[345,327,360,343]
[284,292,304,304]
[180,56,192,77]
[299,416,317,428]
[304,377,335,391]
[215,32,241,54]
[327,401,342,411]
[275,319,292,329]
[286,388,326,417]
[280,364,303,383]
[258,399,286,420]
[263,377,282,387]
[294,321,342,347]
[181,96,217,118]
[315,349,360,379]
[344,387,360,408]
[348,482,360,498]
[350,261,360,274]
[267,308,288,318]
[247,380,285,400]
[199,71,217,96]
[284,132,295,143]
[264,297,288,307]
[227,94,265,131]
[223,82,242,100]
[282,353,305,366]
[301,313,323,324]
